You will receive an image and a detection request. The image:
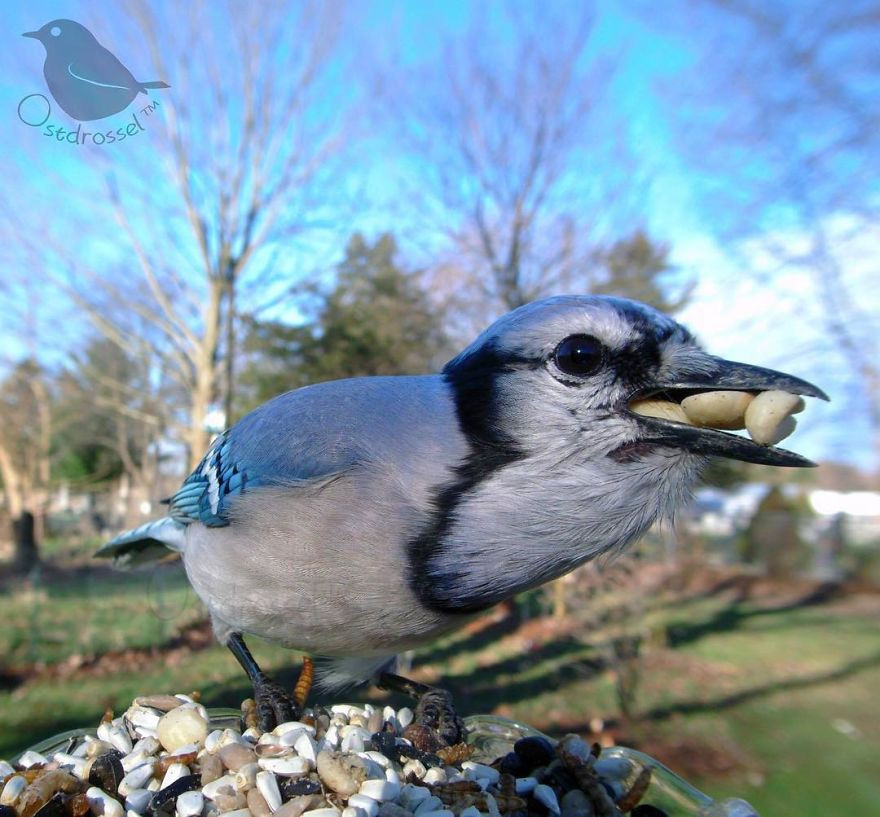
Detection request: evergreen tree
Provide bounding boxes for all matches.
[239,233,449,410]
[53,339,143,483]
[592,229,692,315]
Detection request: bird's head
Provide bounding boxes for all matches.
[23,19,98,49]
[443,295,827,472]
[415,296,827,613]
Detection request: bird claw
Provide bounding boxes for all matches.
[413,686,467,747]
[253,673,299,731]
[378,672,467,749]
[394,685,468,754]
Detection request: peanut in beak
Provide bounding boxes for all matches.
[630,389,806,447]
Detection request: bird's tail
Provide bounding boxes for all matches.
[95,517,186,569]
[138,80,170,94]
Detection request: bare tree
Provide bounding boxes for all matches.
[0,360,51,573]
[646,1,880,454]
[0,245,75,569]
[385,3,644,332]
[8,1,359,471]
[118,0,357,461]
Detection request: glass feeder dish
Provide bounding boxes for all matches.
[15,710,759,817]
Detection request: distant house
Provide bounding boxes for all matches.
[808,490,880,545]
[687,484,774,537]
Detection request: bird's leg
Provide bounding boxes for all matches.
[293,655,315,709]
[227,632,299,731]
[378,672,467,748]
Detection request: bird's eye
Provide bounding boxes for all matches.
[50,26,61,37]
[553,334,604,377]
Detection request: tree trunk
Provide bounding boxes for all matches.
[551,576,568,619]
[11,510,39,574]
[223,276,236,427]
[188,279,224,468]
[0,442,40,573]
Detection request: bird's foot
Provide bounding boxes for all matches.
[253,672,300,732]
[227,632,303,732]
[378,672,467,751]
[412,685,467,747]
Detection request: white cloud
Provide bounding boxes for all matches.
[670,215,879,470]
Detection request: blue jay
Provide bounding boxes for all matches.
[97,296,825,731]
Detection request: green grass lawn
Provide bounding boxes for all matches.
[1,559,877,816]
[0,562,203,666]
[637,595,880,815]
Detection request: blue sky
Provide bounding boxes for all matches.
[2,2,698,253]
[1,1,875,470]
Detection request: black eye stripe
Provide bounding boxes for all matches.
[552,334,605,378]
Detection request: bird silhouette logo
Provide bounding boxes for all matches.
[22,19,169,122]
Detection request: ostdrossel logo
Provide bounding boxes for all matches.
[19,18,170,146]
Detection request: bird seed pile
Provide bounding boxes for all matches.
[0,693,712,817]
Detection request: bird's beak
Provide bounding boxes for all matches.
[22,31,40,39]
[626,356,829,467]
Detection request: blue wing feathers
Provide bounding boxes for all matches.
[135,379,441,531]
[167,431,252,527]
[95,433,250,565]
[97,376,449,567]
